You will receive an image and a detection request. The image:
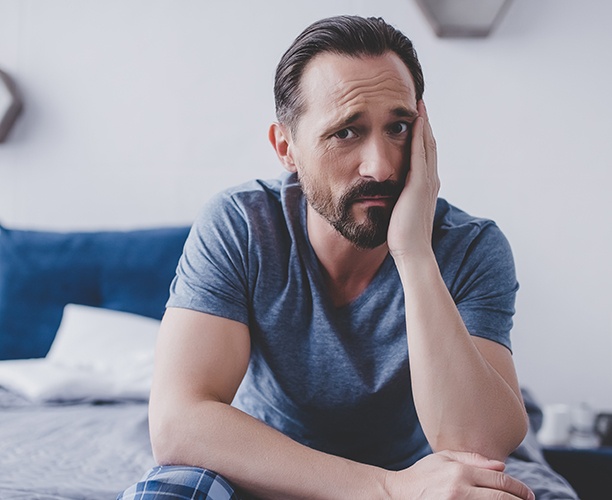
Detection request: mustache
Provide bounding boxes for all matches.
[339,179,403,205]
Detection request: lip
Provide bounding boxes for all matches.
[353,196,393,206]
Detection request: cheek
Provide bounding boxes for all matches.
[321,147,359,183]
[301,148,340,183]
[296,144,358,200]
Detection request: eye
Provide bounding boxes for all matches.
[389,122,410,135]
[334,128,357,140]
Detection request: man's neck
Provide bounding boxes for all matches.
[306,205,389,307]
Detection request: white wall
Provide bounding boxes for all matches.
[1,0,611,411]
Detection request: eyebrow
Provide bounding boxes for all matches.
[334,111,362,129]
[391,106,419,121]
[319,112,361,139]
[321,106,419,138]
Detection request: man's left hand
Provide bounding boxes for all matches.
[387,100,440,260]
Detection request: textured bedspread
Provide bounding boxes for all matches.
[0,388,155,500]
[0,387,579,500]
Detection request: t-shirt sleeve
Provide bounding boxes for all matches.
[166,192,250,325]
[450,223,519,352]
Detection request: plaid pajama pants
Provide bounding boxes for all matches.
[117,466,246,500]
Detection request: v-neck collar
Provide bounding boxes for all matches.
[296,194,395,313]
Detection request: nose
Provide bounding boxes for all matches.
[357,135,398,182]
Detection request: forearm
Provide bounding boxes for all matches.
[394,252,527,461]
[150,398,389,500]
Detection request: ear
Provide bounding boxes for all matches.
[268,123,297,173]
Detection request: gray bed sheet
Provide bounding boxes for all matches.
[0,387,579,500]
[0,388,154,500]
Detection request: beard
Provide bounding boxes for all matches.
[300,175,403,250]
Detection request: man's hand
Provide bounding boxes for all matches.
[384,451,535,500]
[387,100,439,260]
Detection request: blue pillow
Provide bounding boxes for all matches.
[0,224,190,360]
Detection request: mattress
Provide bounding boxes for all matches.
[0,386,580,500]
[0,388,155,500]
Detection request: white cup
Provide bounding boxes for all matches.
[569,403,600,448]
[538,404,572,446]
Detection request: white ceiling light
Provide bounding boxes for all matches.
[414,0,514,37]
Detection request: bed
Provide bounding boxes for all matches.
[0,224,189,499]
[0,222,597,499]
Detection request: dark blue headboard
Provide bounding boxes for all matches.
[0,224,190,360]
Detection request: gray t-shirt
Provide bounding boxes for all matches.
[168,172,518,470]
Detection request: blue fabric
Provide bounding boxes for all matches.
[167,172,519,470]
[507,390,578,499]
[118,466,242,500]
[505,456,579,500]
[0,224,189,360]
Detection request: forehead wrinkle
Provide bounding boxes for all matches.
[317,109,361,138]
[299,54,417,137]
[319,91,414,134]
[331,70,414,108]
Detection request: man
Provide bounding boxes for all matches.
[119,15,572,499]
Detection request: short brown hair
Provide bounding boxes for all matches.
[274,15,425,134]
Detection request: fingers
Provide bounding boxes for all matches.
[408,112,426,179]
[440,451,534,500]
[439,450,505,472]
[410,108,427,167]
[409,100,440,194]
[394,452,535,500]
[418,100,438,169]
[475,471,535,500]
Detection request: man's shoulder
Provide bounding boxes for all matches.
[193,173,302,244]
[211,173,299,211]
[433,198,510,257]
[434,198,496,232]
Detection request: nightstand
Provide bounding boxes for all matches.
[543,446,612,499]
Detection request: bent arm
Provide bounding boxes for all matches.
[149,308,533,499]
[396,254,528,461]
[388,101,527,461]
[148,307,388,500]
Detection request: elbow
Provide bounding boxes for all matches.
[150,433,174,466]
[507,403,530,455]
[149,401,200,466]
[429,407,530,462]
[149,407,183,466]
[149,398,226,467]
[486,407,530,462]
[493,406,531,461]
[498,401,530,458]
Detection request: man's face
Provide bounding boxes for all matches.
[288,52,419,249]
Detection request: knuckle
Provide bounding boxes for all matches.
[492,471,506,490]
[492,472,517,497]
[447,461,467,483]
[445,484,461,499]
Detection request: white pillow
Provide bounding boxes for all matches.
[48,303,160,370]
[0,304,160,402]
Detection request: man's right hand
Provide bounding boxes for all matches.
[384,450,535,499]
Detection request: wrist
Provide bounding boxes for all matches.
[353,465,393,500]
[381,469,396,499]
[391,248,438,278]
